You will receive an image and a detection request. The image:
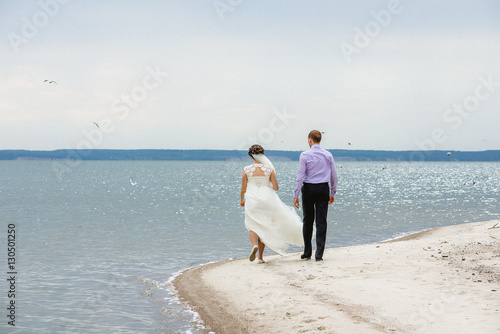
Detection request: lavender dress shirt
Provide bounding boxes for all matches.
[293,144,338,198]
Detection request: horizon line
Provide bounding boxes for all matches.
[1,148,499,152]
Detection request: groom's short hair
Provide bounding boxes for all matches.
[308,130,322,143]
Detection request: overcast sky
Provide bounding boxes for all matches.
[1,0,499,152]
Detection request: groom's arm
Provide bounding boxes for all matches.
[330,158,338,198]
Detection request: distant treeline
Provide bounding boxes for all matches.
[1,149,500,161]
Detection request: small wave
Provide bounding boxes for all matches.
[381,228,432,242]
[162,261,219,334]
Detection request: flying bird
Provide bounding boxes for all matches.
[44,80,57,84]
[130,177,137,186]
[348,142,352,146]
[93,122,100,128]
[447,152,451,156]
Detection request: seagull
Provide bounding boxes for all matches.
[130,177,137,186]
[44,80,57,84]
[348,142,352,146]
[464,178,477,186]
[93,122,100,128]
[447,152,451,156]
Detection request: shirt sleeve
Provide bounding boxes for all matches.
[330,157,338,197]
[294,153,307,198]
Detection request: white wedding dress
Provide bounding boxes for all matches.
[244,163,304,255]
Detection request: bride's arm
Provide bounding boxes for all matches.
[240,171,247,206]
[270,170,279,191]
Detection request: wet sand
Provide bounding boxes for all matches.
[174,220,500,333]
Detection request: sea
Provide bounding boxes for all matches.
[1,160,499,333]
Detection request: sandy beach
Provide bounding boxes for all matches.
[174,220,500,333]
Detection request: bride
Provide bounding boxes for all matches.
[240,144,304,263]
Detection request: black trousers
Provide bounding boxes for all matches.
[301,182,329,260]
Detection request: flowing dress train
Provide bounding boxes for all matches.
[244,164,304,255]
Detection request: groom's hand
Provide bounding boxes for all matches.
[293,198,300,209]
[329,196,335,204]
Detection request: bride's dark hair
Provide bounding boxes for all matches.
[248,144,264,157]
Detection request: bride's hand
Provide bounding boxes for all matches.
[240,200,245,207]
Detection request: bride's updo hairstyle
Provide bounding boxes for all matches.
[248,144,264,158]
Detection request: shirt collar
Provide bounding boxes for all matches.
[311,144,320,149]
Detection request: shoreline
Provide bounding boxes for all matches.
[173,220,500,333]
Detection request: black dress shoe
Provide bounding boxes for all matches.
[315,258,323,262]
[300,254,311,260]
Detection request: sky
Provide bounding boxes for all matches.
[1,0,499,152]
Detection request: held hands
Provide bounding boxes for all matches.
[240,200,245,207]
[329,196,335,205]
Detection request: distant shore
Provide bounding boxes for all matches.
[1,149,500,161]
[174,220,500,333]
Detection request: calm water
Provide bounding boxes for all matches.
[0,160,499,333]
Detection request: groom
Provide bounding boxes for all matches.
[294,130,338,261]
